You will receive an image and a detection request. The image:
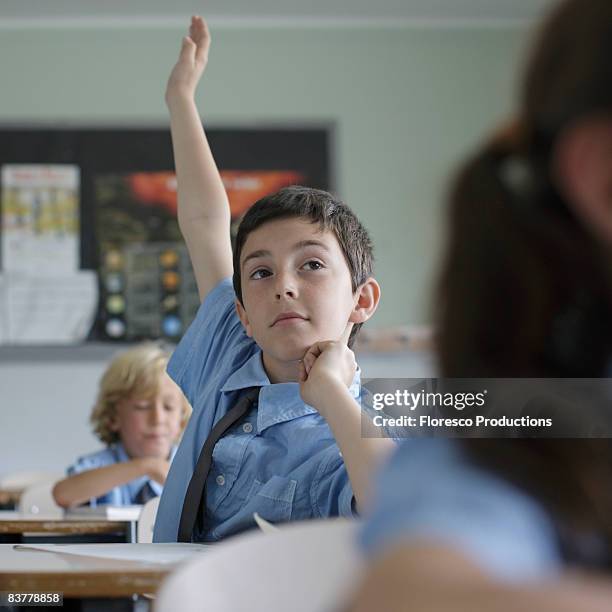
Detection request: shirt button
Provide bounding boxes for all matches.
[243,423,253,433]
[216,475,226,486]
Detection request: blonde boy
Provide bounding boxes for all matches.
[53,343,191,507]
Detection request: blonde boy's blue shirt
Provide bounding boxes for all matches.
[67,443,174,506]
[153,278,357,543]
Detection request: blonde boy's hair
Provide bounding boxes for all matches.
[90,343,191,444]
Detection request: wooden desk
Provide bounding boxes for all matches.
[0,543,205,598]
[0,514,136,544]
[0,544,166,597]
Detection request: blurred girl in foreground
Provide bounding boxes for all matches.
[352,1,612,609]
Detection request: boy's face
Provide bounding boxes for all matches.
[111,373,184,459]
[236,218,360,376]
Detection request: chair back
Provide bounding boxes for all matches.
[155,518,364,612]
[137,496,160,543]
[18,480,63,518]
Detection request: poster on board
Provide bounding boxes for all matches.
[0,127,331,345]
[0,164,98,344]
[95,169,305,341]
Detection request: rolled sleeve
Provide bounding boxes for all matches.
[168,278,246,407]
[66,460,85,477]
[65,454,114,506]
[66,452,105,477]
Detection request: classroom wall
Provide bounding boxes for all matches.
[0,351,436,476]
[0,21,528,475]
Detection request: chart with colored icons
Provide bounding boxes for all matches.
[0,127,330,344]
[94,169,307,341]
[100,242,198,341]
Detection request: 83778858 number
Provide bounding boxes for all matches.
[0,592,63,606]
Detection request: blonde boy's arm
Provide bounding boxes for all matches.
[52,458,169,508]
[166,16,233,302]
[348,543,612,612]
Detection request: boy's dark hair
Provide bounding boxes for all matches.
[232,185,374,348]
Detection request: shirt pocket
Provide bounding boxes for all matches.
[247,475,297,523]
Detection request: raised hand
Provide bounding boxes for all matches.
[166,15,211,105]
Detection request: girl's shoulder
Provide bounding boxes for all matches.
[361,439,563,582]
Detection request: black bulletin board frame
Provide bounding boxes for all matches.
[0,124,333,352]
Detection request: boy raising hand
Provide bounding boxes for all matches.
[154,16,393,543]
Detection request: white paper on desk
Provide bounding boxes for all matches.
[253,512,279,533]
[65,504,142,521]
[0,271,98,344]
[13,543,209,565]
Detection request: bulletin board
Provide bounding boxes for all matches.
[0,126,331,345]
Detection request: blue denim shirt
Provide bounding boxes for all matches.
[153,278,357,543]
[360,440,562,583]
[67,442,175,506]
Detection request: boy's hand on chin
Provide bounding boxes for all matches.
[298,324,356,411]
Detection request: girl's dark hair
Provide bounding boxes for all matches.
[522,0,612,143]
[437,124,612,378]
[435,0,612,558]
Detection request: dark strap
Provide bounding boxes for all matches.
[177,387,259,542]
[134,482,157,505]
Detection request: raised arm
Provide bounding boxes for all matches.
[52,458,169,508]
[166,16,233,302]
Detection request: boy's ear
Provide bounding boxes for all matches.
[349,277,381,324]
[235,299,253,337]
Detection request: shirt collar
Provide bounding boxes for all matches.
[220,350,362,434]
[220,350,271,393]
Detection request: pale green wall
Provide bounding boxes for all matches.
[0,23,529,326]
